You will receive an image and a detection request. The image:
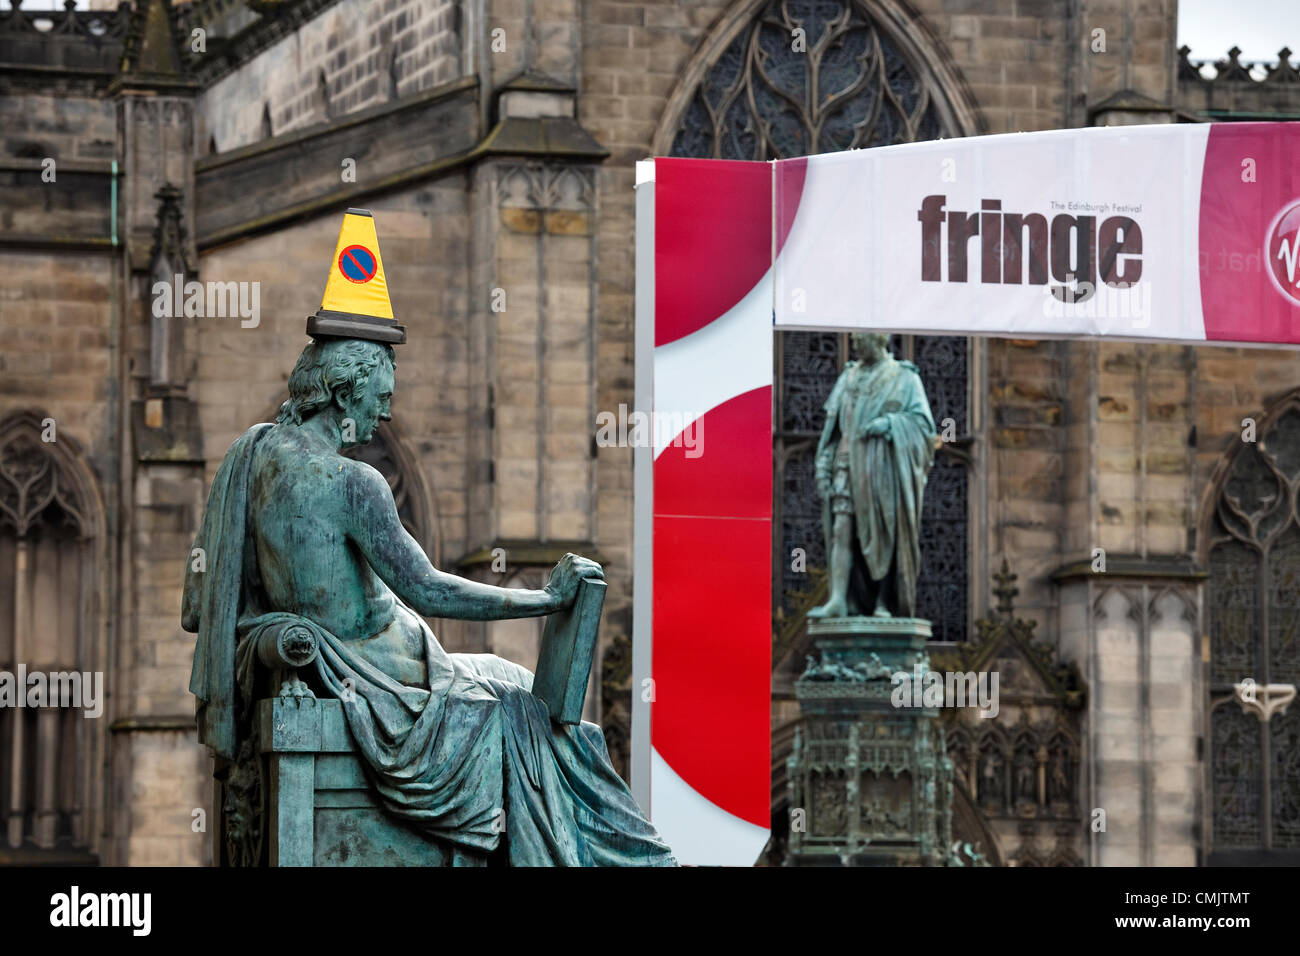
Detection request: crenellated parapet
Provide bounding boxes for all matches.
[0,0,131,90]
[1178,46,1300,120]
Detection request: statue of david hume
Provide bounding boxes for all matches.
[183,209,675,866]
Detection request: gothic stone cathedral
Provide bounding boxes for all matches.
[0,0,1297,866]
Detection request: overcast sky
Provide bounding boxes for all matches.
[1178,0,1300,65]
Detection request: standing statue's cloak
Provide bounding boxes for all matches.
[819,355,936,616]
[182,425,675,866]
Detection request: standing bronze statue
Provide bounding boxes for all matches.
[807,332,937,620]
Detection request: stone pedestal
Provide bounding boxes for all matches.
[786,617,954,866]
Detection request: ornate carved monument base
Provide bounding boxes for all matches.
[787,617,956,866]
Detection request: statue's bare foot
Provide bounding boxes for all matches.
[279,673,316,706]
[808,599,848,619]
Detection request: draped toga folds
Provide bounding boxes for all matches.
[818,354,936,617]
[183,424,676,866]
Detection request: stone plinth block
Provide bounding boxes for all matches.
[799,617,933,717]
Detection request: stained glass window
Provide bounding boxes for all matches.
[1209,404,1300,851]
[669,0,944,160]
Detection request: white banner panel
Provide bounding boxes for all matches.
[773,123,1300,347]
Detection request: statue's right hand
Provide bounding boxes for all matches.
[545,552,602,608]
[859,416,890,439]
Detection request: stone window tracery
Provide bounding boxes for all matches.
[0,413,98,858]
[1208,397,1300,852]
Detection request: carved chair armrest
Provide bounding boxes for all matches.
[254,621,320,670]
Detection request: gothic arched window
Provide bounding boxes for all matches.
[666,0,976,643]
[1207,395,1300,858]
[0,413,100,861]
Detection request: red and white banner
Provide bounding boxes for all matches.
[637,122,1300,866]
[775,122,1300,344]
[647,159,774,865]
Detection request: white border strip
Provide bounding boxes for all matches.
[631,159,655,813]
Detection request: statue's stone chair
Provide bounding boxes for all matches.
[249,698,482,866]
[211,621,486,867]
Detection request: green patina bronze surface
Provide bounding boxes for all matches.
[182,337,676,866]
[808,333,936,620]
[789,341,978,867]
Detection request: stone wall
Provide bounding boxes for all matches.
[987,338,1068,636]
[1194,346,1300,501]
[0,92,117,162]
[198,0,464,152]
[0,254,115,459]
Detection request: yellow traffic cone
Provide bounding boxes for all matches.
[306,207,406,344]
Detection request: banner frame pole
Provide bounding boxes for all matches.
[631,159,656,814]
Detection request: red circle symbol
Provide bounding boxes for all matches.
[338,244,378,283]
[1266,200,1300,307]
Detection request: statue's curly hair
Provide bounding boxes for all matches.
[277,338,396,425]
[851,331,890,351]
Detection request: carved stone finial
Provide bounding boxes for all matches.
[993,558,1018,617]
[1216,46,1254,82]
[1176,45,1203,81]
[1267,47,1299,84]
[149,182,194,278]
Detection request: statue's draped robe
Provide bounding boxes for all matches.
[820,356,936,616]
[183,425,675,866]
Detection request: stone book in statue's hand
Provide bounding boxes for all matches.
[533,576,606,724]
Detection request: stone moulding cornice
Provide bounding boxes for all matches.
[1049,555,1207,582]
[1085,88,1178,125]
[807,617,932,638]
[477,116,610,162]
[0,157,117,176]
[109,715,198,733]
[0,61,118,91]
[106,72,201,96]
[0,236,116,254]
[195,76,480,174]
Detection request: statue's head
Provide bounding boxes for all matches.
[851,332,890,363]
[277,338,396,445]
